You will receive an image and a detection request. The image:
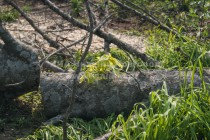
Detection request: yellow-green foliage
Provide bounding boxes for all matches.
[80,53,123,83]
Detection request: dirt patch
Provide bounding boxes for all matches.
[4,2,146,54]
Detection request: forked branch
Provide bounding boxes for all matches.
[44,0,153,63]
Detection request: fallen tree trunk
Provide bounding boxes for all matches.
[0,47,40,98]
[40,69,210,119]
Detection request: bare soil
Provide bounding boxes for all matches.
[4,2,146,53]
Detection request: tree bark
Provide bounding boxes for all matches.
[0,23,40,99]
[40,69,210,119]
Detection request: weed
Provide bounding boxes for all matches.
[70,0,84,17]
[0,8,19,22]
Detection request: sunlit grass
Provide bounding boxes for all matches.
[110,83,210,140]
[146,28,210,69]
[19,115,116,140]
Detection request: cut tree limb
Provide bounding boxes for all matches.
[0,23,40,98]
[0,23,38,63]
[111,0,180,37]
[43,0,153,63]
[42,61,66,73]
[6,0,61,49]
[40,69,210,119]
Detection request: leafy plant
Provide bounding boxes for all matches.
[22,5,32,13]
[0,8,19,22]
[53,47,144,72]
[110,47,146,71]
[80,53,123,83]
[70,0,84,17]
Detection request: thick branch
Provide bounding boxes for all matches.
[0,23,38,63]
[6,0,61,49]
[111,0,179,36]
[44,0,152,62]
[42,61,66,73]
[0,24,40,98]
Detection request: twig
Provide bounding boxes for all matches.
[103,0,109,32]
[42,61,66,73]
[7,28,73,32]
[111,0,184,40]
[123,0,158,22]
[62,1,95,140]
[40,8,113,66]
[44,0,153,63]
[125,72,141,92]
[4,80,26,87]
[40,35,88,66]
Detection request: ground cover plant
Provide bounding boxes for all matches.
[20,115,116,140]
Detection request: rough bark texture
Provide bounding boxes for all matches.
[40,69,210,119]
[0,24,40,99]
[0,47,40,98]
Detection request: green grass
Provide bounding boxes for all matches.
[108,55,210,139]
[109,82,210,139]
[146,28,210,69]
[19,115,116,140]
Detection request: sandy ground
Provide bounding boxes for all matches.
[4,3,146,55]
